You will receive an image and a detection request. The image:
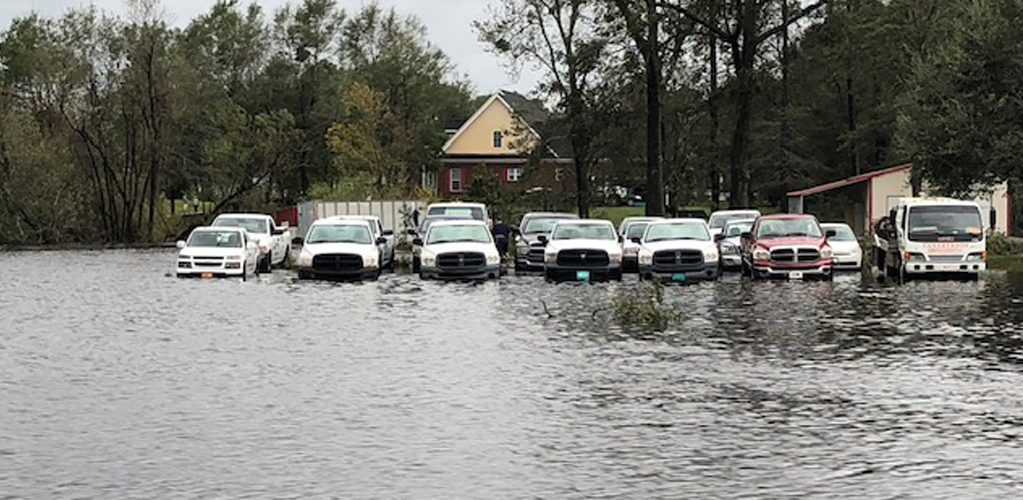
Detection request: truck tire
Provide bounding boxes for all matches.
[258,253,272,274]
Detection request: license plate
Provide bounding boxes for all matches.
[789,271,804,280]
[672,273,687,282]
[576,271,590,281]
[201,272,214,279]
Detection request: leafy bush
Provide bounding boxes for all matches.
[988,233,1023,256]
[612,281,682,331]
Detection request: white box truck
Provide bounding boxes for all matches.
[874,198,988,280]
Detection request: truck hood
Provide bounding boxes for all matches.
[642,239,715,253]
[303,242,377,257]
[180,247,247,258]
[518,233,550,246]
[719,236,741,247]
[753,236,826,249]
[546,239,622,253]
[422,241,497,254]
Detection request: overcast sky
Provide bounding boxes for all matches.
[0,0,543,96]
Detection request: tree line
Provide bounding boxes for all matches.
[1,0,1020,244]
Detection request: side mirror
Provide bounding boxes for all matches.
[383,229,393,236]
[511,226,520,235]
[740,231,752,241]
[412,238,423,246]
[826,229,837,238]
[176,240,186,249]
[407,228,418,236]
[714,234,724,242]
[537,235,548,245]
[272,227,286,235]
[376,237,388,245]
[630,237,642,244]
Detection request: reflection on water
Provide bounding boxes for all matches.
[2,250,1023,499]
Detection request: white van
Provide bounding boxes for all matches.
[875,197,987,280]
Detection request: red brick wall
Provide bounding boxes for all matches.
[439,160,576,199]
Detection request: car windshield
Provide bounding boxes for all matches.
[709,212,759,229]
[552,224,616,241]
[756,218,822,238]
[213,217,269,235]
[523,218,570,234]
[307,225,372,244]
[644,223,710,242]
[724,221,754,237]
[825,225,857,241]
[427,224,492,244]
[187,230,243,248]
[427,206,484,221]
[907,206,983,242]
[625,222,651,240]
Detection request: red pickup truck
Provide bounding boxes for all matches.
[740,214,835,280]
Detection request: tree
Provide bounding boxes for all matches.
[659,0,829,207]
[477,0,611,217]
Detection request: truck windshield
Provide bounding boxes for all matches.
[625,222,651,240]
[907,206,983,242]
[213,218,269,235]
[188,230,243,248]
[724,221,754,237]
[709,211,760,229]
[644,223,710,242]
[523,218,569,234]
[427,225,492,244]
[427,206,484,220]
[756,219,822,238]
[552,224,616,241]
[307,225,372,244]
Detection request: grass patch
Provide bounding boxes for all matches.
[988,255,1023,272]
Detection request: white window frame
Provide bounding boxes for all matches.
[450,167,462,193]
[506,167,522,183]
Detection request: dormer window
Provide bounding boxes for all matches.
[493,130,503,148]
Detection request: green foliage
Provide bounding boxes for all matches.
[988,233,1023,256]
[612,280,682,332]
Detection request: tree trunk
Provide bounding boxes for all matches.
[708,34,720,212]
[846,75,858,175]
[729,43,755,208]
[644,0,664,216]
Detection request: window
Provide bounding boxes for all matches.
[449,168,462,193]
[555,167,564,181]
[493,130,503,148]
[506,167,522,183]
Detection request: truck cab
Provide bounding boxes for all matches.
[875,198,987,280]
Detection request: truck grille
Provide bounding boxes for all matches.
[313,254,363,272]
[557,249,609,267]
[928,254,965,263]
[528,247,546,264]
[653,250,703,267]
[771,247,820,263]
[438,252,486,269]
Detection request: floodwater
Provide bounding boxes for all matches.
[3,249,1023,499]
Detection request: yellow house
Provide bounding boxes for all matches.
[433,90,574,198]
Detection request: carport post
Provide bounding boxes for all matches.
[788,195,804,214]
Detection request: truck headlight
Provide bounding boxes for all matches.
[226,254,243,261]
[753,247,770,260]
[545,251,558,264]
[623,246,639,256]
[966,252,986,261]
[486,252,500,265]
[820,246,834,259]
[703,248,719,262]
[422,252,436,267]
[721,244,738,255]
[904,252,926,262]
[638,251,653,265]
[298,250,312,267]
[364,255,378,268]
[610,252,623,264]
[516,244,529,256]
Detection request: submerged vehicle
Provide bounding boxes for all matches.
[821,223,863,271]
[328,215,395,270]
[211,213,292,273]
[708,209,762,238]
[415,220,502,280]
[541,220,624,282]
[514,212,579,272]
[874,198,987,280]
[176,227,260,280]
[636,219,719,282]
[296,219,385,280]
[740,214,834,280]
[716,218,755,271]
[618,217,664,273]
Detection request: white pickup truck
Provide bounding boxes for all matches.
[874,197,987,281]
[212,213,293,273]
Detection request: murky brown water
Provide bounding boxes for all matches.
[2,249,1023,499]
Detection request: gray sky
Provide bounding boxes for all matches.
[0,0,543,96]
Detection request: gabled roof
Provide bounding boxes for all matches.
[442,90,572,158]
[786,163,913,197]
